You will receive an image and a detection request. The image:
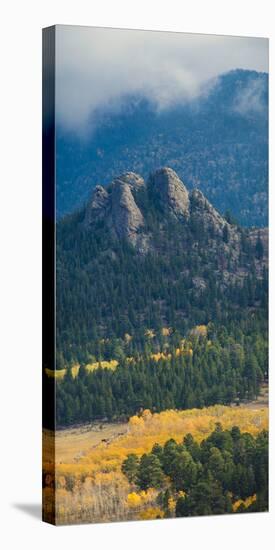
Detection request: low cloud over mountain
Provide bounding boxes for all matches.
[55,26,268,133]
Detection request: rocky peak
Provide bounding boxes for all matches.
[109,179,148,253]
[190,188,227,236]
[110,180,144,237]
[84,185,110,226]
[113,172,145,193]
[83,174,148,251]
[82,168,241,254]
[148,167,190,219]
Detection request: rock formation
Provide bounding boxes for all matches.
[109,180,147,251]
[84,185,110,226]
[82,167,247,255]
[148,167,190,219]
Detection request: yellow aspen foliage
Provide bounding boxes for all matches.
[93,472,122,486]
[151,348,193,361]
[45,368,66,379]
[46,405,268,524]
[127,492,142,507]
[142,409,153,421]
[175,347,193,357]
[139,489,157,502]
[129,414,142,425]
[139,507,165,520]
[86,359,118,372]
[46,323,210,380]
[129,415,145,431]
[168,497,176,514]
[71,365,80,378]
[45,359,118,379]
[189,325,208,338]
[151,352,171,362]
[145,329,155,339]
[233,494,257,512]
[127,489,157,509]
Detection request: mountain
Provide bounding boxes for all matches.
[56,167,268,367]
[57,70,268,226]
[83,167,231,253]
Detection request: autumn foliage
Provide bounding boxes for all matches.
[43,405,268,524]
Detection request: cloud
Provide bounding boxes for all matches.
[55,25,268,133]
[233,77,267,116]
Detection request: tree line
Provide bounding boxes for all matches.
[55,318,267,427]
[122,424,268,517]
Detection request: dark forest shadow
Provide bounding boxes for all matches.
[12,503,41,520]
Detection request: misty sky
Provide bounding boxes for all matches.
[55,25,268,133]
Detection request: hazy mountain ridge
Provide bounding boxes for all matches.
[57,70,268,226]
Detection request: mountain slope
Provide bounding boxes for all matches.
[56,167,267,367]
[57,70,268,226]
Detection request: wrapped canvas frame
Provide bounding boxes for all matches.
[42,25,268,526]
[42,26,56,523]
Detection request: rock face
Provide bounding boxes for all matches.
[83,167,245,255]
[190,189,226,236]
[84,173,148,252]
[84,185,110,226]
[113,172,145,194]
[149,167,190,219]
[109,180,147,251]
[249,227,268,252]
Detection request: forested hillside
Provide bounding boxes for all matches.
[52,167,268,427]
[55,320,267,426]
[56,167,267,368]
